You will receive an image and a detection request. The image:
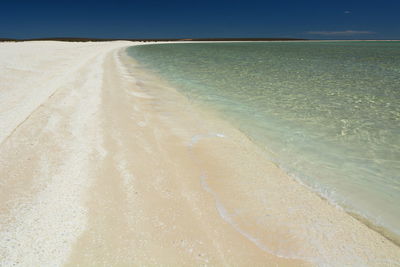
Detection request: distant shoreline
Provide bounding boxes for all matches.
[0,37,308,42]
[1,37,399,42]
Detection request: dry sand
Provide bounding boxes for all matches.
[0,41,399,266]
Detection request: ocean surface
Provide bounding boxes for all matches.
[127,41,400,242]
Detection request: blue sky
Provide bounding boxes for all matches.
[1,0,399,39]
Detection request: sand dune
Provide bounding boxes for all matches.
[0,41,399,266]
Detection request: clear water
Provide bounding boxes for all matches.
[127,41,400,242]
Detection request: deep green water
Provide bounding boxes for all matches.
[127,41,400,241]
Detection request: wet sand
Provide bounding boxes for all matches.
[0,41,399,266]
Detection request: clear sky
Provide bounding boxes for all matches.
[1,0,399,40]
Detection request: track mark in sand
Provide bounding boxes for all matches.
[0,49,105,147]
[0,153,91,266]
[0,49,109,266]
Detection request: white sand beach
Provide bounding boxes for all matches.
[0,41,399,266]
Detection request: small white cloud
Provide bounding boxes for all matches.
[344,10,351,14]
[306,30,375,36]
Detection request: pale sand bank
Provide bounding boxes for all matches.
[0,41,399,266]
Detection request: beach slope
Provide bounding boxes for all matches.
[0,41,399,266]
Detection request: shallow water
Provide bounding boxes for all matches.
[127,41,400,242]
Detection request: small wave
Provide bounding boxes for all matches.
[188,133,225,147]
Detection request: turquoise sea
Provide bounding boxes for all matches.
[127,41,400,243]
